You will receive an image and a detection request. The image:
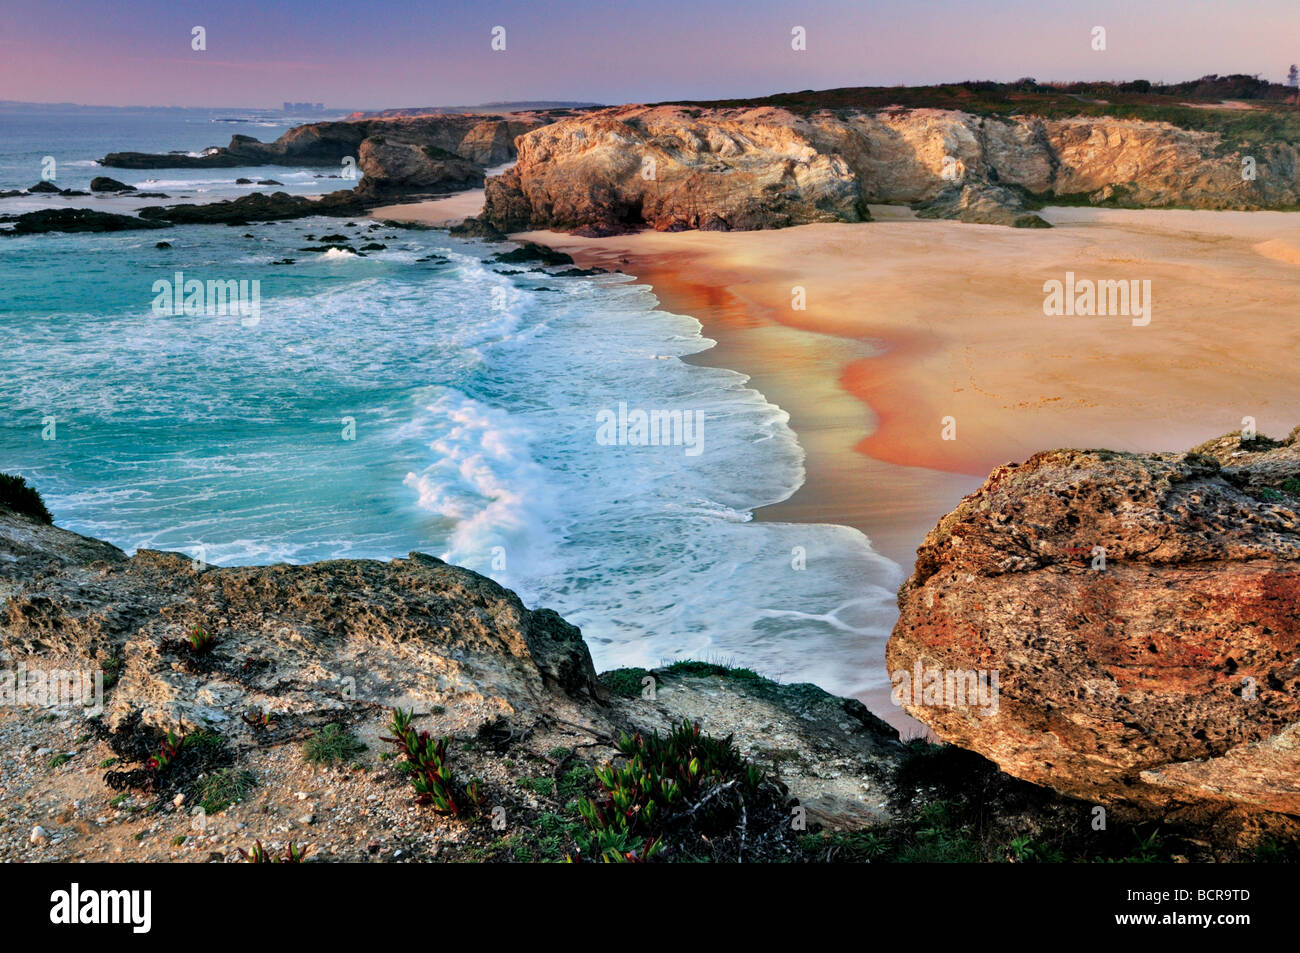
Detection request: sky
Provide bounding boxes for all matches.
[2,0,1297,109]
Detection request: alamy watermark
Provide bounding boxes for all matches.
[152,271,261,327]
[1042,272,1151,326]
[1,665,103,715]
[596,401,705,457]
[891,661,999,716]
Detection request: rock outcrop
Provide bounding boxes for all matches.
[0,510,605,736]
[101,115,550,171]
[484,104,1300,232]
[352,139,484,202]
[2,208,172,235]
[886,429,1300,838]
[137,189,366,225]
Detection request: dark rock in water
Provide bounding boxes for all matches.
[132,192,169,198]
[242,233,255,238]
[257,179,282,186]
[318,233,349,242]
[58,189,91,197]
[4,208,171,234]
[138,189,366,224]
[271,258,296,265]
[551,266,608,277]
[235,177,254,184]
[154,241,171,248]
[489,242,574,266]
[380,219,435,230]
[90,176,136,193]
[449,216,508,242]
[359,242,386,251]
[0,190,23,199]
[27,181,61,193]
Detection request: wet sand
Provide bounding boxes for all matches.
[517,207,1300,573]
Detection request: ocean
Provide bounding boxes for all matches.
[0,105,903,702]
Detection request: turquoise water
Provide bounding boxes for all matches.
[0,109,903,699]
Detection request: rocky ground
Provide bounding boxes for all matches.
[2,432,1297,861]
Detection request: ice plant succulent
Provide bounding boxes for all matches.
[575,719,769,862]
[146,730,184,773]
[238,840,309,863]
[186,624,215,654]
[381,708,483,815]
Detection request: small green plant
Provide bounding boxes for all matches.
[171,835,187,847]
[381,708,483,816]
[302,723,367,766]
[197,767,257,814]
[186,625,215,654]
[99,757,118,769]
[600,667,652,698]
[47,753,71,769]
[517,777,554,796]
[238,840,309,863]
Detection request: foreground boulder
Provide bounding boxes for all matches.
[886,429,1300,839]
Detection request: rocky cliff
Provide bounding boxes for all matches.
[482,104,1300,233]
[886,428,1300,840]
[103,114,551,171]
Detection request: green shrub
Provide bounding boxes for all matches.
[0,473,52,524]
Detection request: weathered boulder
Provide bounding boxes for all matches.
[912,182,1050,228]
[886,430,1300,838]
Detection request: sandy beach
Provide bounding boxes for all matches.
[508,206,1300,572]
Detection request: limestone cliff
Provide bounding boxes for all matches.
[483,104,1300,232]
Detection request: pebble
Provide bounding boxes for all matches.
[29,825,47,845]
